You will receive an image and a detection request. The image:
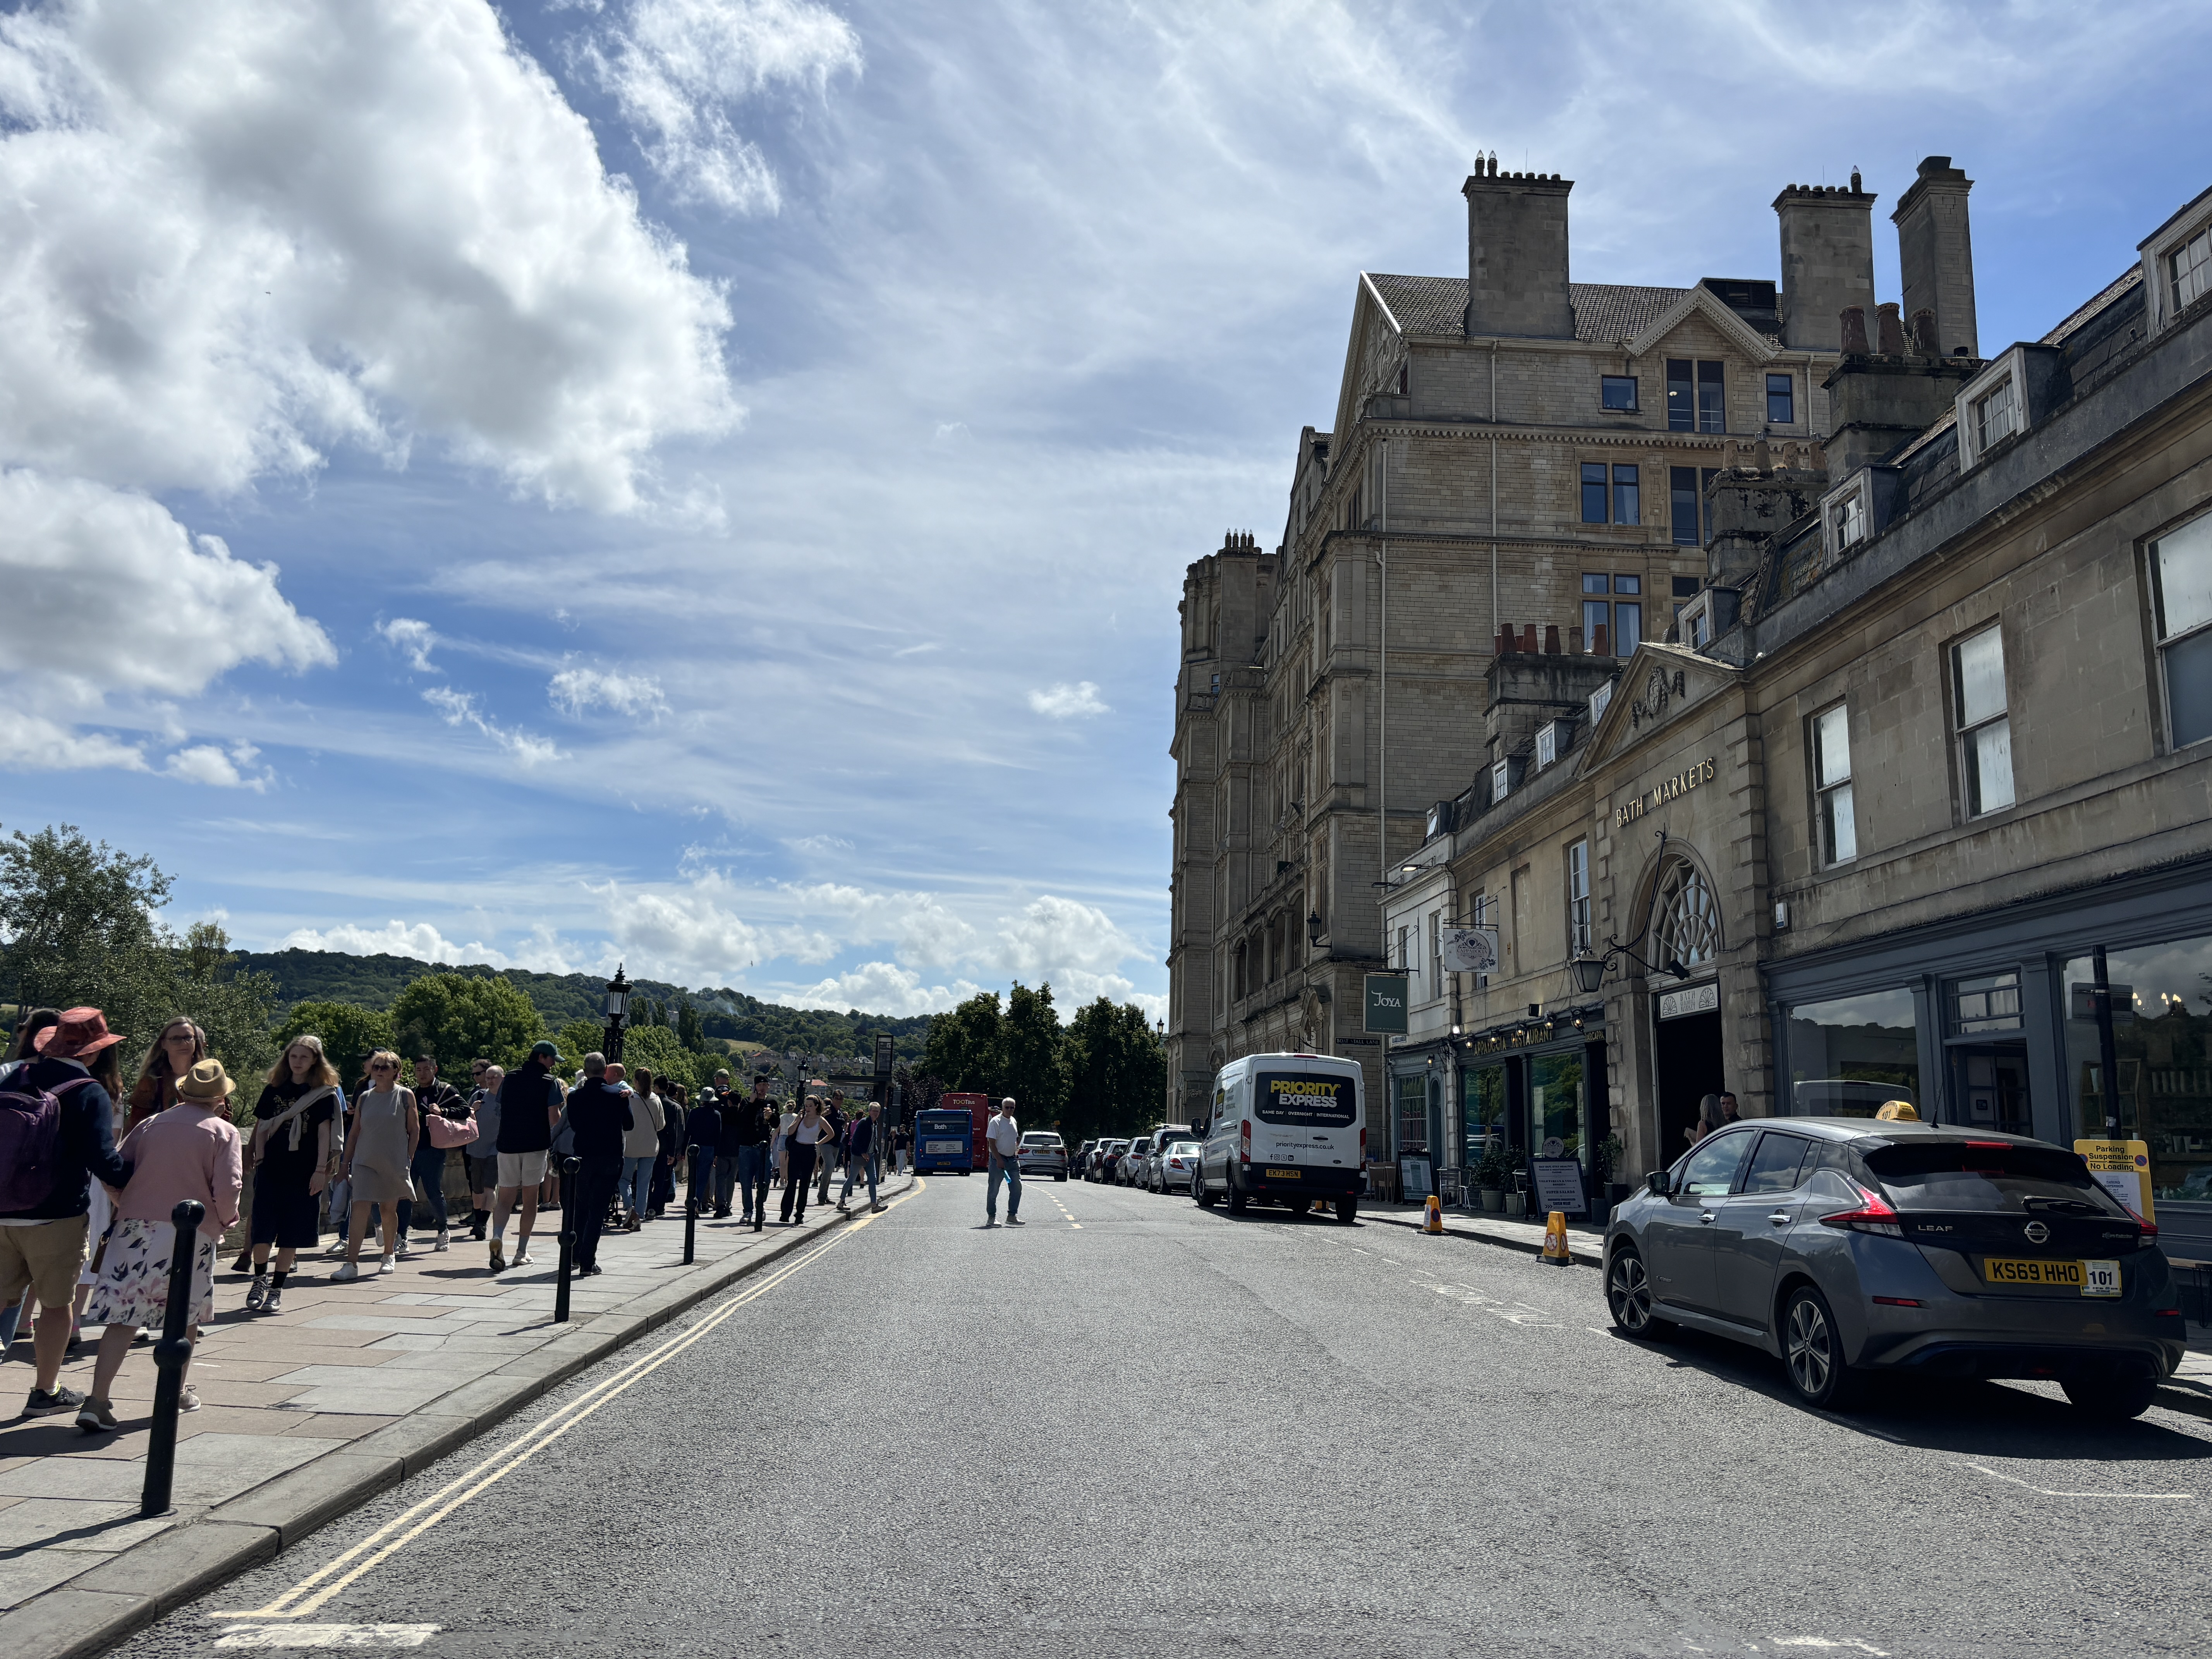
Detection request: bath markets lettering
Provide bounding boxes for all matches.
[1614,757,1717,827]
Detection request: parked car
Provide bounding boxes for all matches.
[1153,1140,1201,1194]
[1122,1140,1152,1187]
[1087,1139,1128,1182]
[1073,1140,1097,1180]
[1602,1118,2185,1417]
[1018,1130,1068,1181]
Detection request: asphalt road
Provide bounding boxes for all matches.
[122,1174,2212,1658]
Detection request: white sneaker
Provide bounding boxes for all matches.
[332,1261,360,1282]
[433,1232,450,1253]
[378,1255,396,1275]
[513,1248,535,1267]
[395,1240,413,1260]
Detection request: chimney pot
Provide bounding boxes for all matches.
[1876,301,1906,354]
[1544,625,1561,655]
[1839,305,1870,353]
[1570,625,1584,654]
[1594,622,1610,656]
[1520,624,1538,654]
[1910,307,1940,353]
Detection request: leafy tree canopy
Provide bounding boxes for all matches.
[390,972,546,1075]
[272,1000,395,1087]
[922,991,1002,1093]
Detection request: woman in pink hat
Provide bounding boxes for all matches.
[76,1056,242,1432]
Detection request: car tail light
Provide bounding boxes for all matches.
[2134,1215,2159,1240]
[2155,1307,2182,1318]
[1870,1296,1923,1307]
[1239,1120,1251,1166]
[1819,1180,1903,1237]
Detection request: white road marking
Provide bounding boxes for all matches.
[212,1627,440,1649]
[1769,1640,1889,1656]
[1960,1462,2193,1501]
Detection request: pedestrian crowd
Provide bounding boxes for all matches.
[1,1004,901,1432]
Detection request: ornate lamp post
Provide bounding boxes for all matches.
[603,964,632,1063]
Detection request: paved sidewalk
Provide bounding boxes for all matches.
[0,1173,909,1656]
[1362,1197,1605,1264]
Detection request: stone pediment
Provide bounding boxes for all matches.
[1576,642,1742,773]
[1623,285,1779,364]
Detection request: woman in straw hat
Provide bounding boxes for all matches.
[76,1056,243,1432]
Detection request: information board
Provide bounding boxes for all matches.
[2075,1137,2154,1223]
[1529,1156,1588,1218]
[1399,1156,1432,1200]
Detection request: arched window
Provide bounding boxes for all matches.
[1651,858,1723,970]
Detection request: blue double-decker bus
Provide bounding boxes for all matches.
[913,1107,974,1175]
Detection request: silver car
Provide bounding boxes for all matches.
[1152,1140,1201,1194]
[1120,1140,1151,1187]
[1602,1118,2184,1418]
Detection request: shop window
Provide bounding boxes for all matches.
[1784,988,1919,1115]
[1394,1073,1428,1156]
[1766,372,1795,425]
[1650,857,1721,970]
[1953,624,2014,816]
[1580,463,1609,523]
[1613,465,1640,526]
[1948,969,2023,1034]
[1463,1064,1509,1169]
[2064,937,2212,1204]
[1531,1051,1583,1161]
[1812,702,1856,865]
[2149,506,2212,748]
[1566,839,1591,955]
[1601,375,1638,411]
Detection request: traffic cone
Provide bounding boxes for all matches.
[1540,1210,1571,1266]
[1423,1192,1444,1235]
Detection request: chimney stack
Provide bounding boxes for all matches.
[1774,175,1878,351]
[1463,161,1575,338]
[1892,156,1978,360]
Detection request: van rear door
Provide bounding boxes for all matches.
[1250,1068,1358,1170]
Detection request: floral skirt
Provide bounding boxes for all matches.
[82,1219,216,1330]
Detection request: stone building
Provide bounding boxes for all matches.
[1379,165,2212,1262]
[1167,156,1881,1137]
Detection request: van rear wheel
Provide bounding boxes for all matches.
[1194,1172,1216,1207]
[1225,1170,1248,1214]
[1336,1196,1357,1224]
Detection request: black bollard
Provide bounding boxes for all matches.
[683,1149,698,1265]
[141,1199,206,1518]
[553,1156,580,1324]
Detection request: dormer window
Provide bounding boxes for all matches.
[1974,377,2018,451]
[1588,680,1614,724]
[1491,757,1511,802]
[1535,721,1561,769]
[1832,490,1867,551]
[2171,224,2212,313]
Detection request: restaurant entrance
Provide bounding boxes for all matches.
[1653,1001,1723,1163]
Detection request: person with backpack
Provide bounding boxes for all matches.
[76,1056,242,1432]
[686,1088,723,1216]
[0,1009,60,1358]
[0,1007,134,1418]
[726,1076,775,1231]
[243,1036,342,1315]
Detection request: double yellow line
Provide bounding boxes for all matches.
[215,1180,924,1621]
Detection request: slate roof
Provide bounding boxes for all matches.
[1363,273,1721,343]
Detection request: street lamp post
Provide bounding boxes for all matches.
[603,964,632,1063]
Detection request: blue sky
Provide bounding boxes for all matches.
[2,0,2208,1018]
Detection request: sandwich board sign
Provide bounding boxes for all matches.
[1364,975,1409,1035]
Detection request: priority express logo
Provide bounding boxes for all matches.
[1269,1079,1343,1102]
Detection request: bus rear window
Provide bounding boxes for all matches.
[1862,1141,2123,1215]
[1253,1071,1356,1128]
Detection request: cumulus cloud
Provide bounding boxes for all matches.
[163,742,272,791]
[380,618,441,674]
[423,686,563,767]
[0,0,735,511]
[782,881,981,972]
[783,962,983,1018]
[0,712,147,773]
[592,864,767,982]
[550,665,671,720]
[278,918,577,973]
[1027,681,1109,720]
[574,0,864,213]
[996,894,1144,1004]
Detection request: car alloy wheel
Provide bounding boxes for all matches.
[1782,1285,1862,1410]
[1606,1250,1656,1336]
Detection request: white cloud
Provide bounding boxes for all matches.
[423,686,563,767]
[277,917,577,973]
[0,469,333,771]
[996,894,1144,1005]
[0,0,735,512]
[550,665,671,720]
[575,0,864,214]
[592,864,766,982]
[380,618,441,674]
[781,881,981,972]
[1027,681,1109,720]
[783,961,982,1018]
[163,742,271,791]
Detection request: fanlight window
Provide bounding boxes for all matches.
[1651,859,1722,969]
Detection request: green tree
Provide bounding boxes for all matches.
[1061,997,1168,1146]
[922,991,1001,1093]
[555,1018,604,1074]
[273,1000,395,1085]
[618,1021,704,1092]
[675,992,706,1053]
[1001,981,1067,1127]
[170,921,280,1093]
[389,973,546,1073]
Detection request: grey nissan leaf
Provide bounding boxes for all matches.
[1602,1118,2186,1417]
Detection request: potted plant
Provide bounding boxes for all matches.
[1475,1141,1507,1212]
[1598,1134,1629,1206]
[1501,1148,1528,1217]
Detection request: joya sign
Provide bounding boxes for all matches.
[1613,756,1717,828]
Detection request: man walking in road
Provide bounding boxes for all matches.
[985,1097,1023,1228]
[838,1100,882,1212]
[728,1075,774,1230]
[564,1054,632,1277]
[490,1041,564,1273]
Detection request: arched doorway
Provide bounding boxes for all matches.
[1646,854,1726,1159]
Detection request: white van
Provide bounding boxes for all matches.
[1194,1053,1363,1223]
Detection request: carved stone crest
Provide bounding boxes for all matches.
[1629,668,1686,731]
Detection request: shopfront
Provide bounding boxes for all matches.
[1768,856,2212,1261]
[1453,1016,1611,1207]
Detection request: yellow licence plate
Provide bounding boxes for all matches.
[1264,1168,1301,1178]
[1982,1257,2122,1297]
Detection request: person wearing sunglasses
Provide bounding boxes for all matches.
[332,1050,417,1281]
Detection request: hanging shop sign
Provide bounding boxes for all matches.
[1364,975,1409,1034]
[1442,928,1501,973]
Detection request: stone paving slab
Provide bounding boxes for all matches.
[0,1174,910,1658]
